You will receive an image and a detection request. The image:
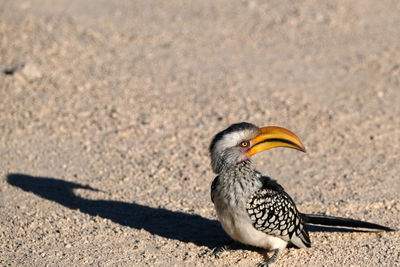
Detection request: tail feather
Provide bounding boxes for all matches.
[302,213,395,232]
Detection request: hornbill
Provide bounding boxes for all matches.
[210,122,394,266]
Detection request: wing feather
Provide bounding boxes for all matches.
[247,179,311,248]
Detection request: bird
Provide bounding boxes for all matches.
[209,122,394,266]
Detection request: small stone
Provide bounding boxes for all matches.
[20,63,42,81]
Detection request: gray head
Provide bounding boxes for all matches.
[209,122,259,174]
[209,122,306,174]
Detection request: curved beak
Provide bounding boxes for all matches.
[247,126,306,157]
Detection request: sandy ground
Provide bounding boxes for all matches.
[1,0,399,266]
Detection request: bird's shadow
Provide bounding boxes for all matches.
[6,173,228,249]
[6,173,355,251]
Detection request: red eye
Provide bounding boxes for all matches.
[240,141,249,147]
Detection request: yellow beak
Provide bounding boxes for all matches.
[247,126,306,157]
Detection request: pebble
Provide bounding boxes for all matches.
[20,62,42,82]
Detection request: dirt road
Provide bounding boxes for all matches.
[1,1,399,266]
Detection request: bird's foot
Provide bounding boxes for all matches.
[257,249,279,267]
[212,239,235,258]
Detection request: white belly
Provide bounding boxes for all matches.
[214,197,288,251]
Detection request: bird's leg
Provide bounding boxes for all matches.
[212,239,236,258]
[257,249,279,267]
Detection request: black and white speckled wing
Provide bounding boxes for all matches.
[247,188,311,248]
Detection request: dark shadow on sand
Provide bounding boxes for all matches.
[7,173,228,249]
[6,173,359,250]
